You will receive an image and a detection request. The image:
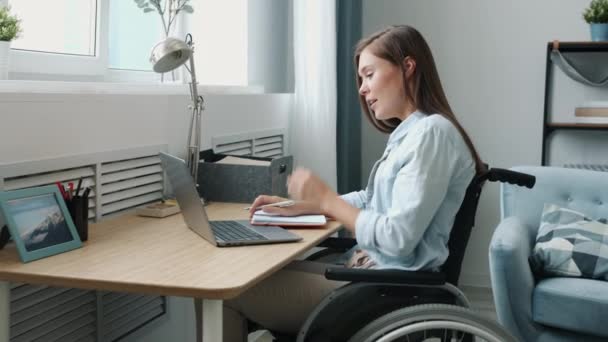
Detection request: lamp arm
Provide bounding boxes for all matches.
[188,52,200,105]
[185,50,205,182]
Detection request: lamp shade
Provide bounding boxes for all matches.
[149,37,192,73]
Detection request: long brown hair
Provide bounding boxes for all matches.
[354,25,485,174]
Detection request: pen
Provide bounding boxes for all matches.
[244,200,295,211]
[68,182,74,200]
[82,187,91,199]
[56,182,68,200]
[75,178,83,197]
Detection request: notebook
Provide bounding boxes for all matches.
[251,210,327,227]
[159,152,302,247]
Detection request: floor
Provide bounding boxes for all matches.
[461,285,497,321]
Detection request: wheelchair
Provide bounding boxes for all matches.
[289,167,536,342]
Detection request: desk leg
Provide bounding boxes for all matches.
[194,298,223,342]
[0,281,9,342]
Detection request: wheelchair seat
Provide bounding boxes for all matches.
[294,167,535,342]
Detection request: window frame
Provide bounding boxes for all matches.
[5,0,284,91]
[9,0,108,78]
[8,0,184,83]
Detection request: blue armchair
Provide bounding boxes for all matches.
[490,166,608,342]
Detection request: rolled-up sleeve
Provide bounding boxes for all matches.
[355,127,459,258]
[340,190,367,209]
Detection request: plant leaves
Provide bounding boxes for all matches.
[149,0,162,12]
[585,0,608,23]
[143,8,155,13]
[0,6,21,41]
[182,5,194,13]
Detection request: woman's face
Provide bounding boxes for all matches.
[358,48,414,121]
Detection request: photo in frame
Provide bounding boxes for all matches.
[0,185,82,263]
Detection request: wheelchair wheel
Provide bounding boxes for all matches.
[348,304,517,342]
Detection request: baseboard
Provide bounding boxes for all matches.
[459,272,492,288]
[248,330,275,342]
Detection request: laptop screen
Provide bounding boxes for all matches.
[159,152,218,245]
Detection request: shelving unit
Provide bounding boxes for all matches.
[541,41,608,166]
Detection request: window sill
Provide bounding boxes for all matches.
[0,80,265,95]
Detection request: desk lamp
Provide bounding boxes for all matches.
[150,34,204,181]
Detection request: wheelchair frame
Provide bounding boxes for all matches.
[294,167,535,342]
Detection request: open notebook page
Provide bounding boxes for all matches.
[251,210,326,226]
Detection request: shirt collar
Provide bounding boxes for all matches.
[386,111,426,148]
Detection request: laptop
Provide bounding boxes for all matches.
[159,152,302,247]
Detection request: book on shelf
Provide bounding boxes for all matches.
[575,101,608,119]
[250,210,327,227]
[575,107,608,117]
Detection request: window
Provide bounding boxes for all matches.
[9,0,106,77]
[7,0,266,88]
[108,0,163,71]
[11,0,97,56]
[187,0,247,86]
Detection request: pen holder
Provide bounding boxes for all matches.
[67,196,89,242]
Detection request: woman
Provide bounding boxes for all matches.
[222,25,484,341]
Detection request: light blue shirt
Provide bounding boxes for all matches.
[341,111,475,270]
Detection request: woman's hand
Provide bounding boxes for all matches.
[287,168,337,213]
[252,168,360,235]
[248,195,286,217]
[248,195,321,217]
[285,168,360,234]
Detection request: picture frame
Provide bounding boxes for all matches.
[0,185,82,263]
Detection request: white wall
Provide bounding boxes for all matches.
[0,88,291,342]
[0,90,290,163]
[362,0,590,286]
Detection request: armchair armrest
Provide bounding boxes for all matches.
[489,216,538,341]
[325,267,446,285]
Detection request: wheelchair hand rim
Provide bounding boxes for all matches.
[373,320,506,342]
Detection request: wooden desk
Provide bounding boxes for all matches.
[0,203,341,341]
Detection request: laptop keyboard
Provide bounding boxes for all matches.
[211,221,268,242]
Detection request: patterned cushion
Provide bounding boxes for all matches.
[529,204,608,280]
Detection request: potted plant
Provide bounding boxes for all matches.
[133,0,193,38]
[133,0,194,81]
[0,6,21,80]
[584,0,608,41]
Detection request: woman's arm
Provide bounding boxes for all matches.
[339,189,368,209]
[320,195,360,235]
[354,126,468,258]
[283,168,361,235]
[251,178,367,224]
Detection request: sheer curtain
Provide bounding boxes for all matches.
[291,0,337,189]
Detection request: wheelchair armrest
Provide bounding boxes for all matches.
[325,267,446,285]
[317,237,357,250]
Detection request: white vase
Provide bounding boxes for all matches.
[0,41,9,80]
